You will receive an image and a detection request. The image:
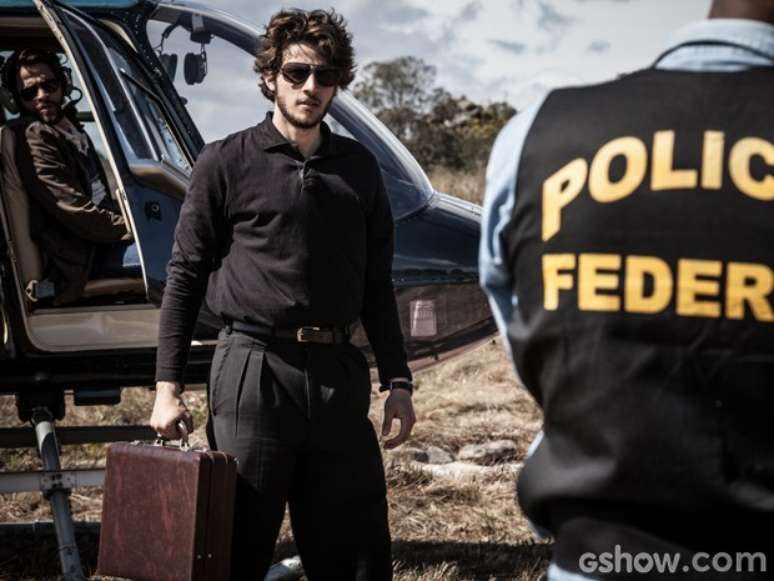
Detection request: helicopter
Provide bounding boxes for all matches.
[0,0,494,576]
[0,0,495,404]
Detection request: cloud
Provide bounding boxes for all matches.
[535,0,576,52]
[381,4,430,25]
[490,39,528,54]
[587,40,611,53]
[458,1,484,22]
[536,0,575,34]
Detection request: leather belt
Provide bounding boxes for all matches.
[227,320,350,344]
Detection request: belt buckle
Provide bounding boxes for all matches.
[297,326,323,343]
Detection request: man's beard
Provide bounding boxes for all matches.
[39,107,63,124]
[275,93,333,130]
[26,100,63,124]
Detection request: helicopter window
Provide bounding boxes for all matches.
[93,28,191,175]
[146,17,265,143]
[64,16,153,162]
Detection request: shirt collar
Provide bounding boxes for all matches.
[256,111,336,157]
[664,18,774,63]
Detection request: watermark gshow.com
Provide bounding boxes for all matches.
[580,545,767,575]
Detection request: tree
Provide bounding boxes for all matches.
[354,56,436,112]
[353,57,436,143]
[354,56,516,171]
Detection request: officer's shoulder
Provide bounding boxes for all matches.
[549,69,649,98]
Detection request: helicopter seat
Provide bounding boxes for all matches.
[0,122,145,305]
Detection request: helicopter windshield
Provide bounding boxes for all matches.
[146,0,433,219]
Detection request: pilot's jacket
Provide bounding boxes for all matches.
[13,116,129,304]
[480,18,774,578]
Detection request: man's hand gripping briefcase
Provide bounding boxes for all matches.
[97,429,237,581]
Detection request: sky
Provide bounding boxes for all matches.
[156,0,712,140]
[217,0,710,105]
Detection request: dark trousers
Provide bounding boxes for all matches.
[206,328,392,581]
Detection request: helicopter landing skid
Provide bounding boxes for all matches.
[0,392,156,580]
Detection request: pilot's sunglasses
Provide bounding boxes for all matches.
[20,79,61,101]
[280,63,341,87]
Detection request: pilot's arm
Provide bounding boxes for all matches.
[359,157,415,449]
[22,121,130,243]
[151,144,226,439]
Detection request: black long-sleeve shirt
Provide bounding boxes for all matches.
[155,114,410,385]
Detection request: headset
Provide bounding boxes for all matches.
[156,15,211,86]
[0,49,74,116]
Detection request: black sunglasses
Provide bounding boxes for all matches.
[19,79,61,101]
[280,63,341,87]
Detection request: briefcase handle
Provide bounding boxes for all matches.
[153,421,191,451]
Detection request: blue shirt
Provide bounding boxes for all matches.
[479,19,774,362]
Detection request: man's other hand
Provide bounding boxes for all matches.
[150,381,193,440]
[381,389,415,449]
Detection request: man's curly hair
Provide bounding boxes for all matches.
[254,9,356,101]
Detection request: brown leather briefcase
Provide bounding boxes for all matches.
[97,438,237,581]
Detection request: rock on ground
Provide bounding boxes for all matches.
[457,440,519,465]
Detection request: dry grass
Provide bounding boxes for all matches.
[0,339,548,580]
[428,166,486,205]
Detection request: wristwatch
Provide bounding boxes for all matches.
[382,379,414,394]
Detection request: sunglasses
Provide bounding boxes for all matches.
[20,79,61,101]
[280,63,341,87]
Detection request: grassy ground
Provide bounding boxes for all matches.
[428,166,487,205]
[0,339,549,580]
[0,167,551,579]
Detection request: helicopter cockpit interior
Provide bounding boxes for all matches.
[0,11,188,354]
[0,38,146,306]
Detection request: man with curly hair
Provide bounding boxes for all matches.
[151,8,415,580]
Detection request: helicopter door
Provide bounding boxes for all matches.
[32,0,194,305]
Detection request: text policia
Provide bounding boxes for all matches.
[541,130,773,323]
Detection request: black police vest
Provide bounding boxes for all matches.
[506,68,774,564]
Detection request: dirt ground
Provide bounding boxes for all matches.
[0,338,549,580]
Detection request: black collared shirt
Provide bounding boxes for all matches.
[155,113,410,385]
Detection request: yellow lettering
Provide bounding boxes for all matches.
[588,137,647,203]
[677,259,722,318]
[701,131,725,190]
[543,254,576,310]
[625,256,673,314]
[726,262,774,322]
[542,159,588,242]
[729,137,774,201]
[579,253,621,311]
[652,130,699,191]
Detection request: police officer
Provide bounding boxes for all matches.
[480,0,773,578]
[150,9,415,580]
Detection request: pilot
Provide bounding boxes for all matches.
[1,49,139,305]
[150,8,416,580]
[480,0,773,579]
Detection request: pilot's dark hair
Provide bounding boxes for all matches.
[254,8,356,101]
[1,49,71,104]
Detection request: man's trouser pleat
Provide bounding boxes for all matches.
[207,329,392,580]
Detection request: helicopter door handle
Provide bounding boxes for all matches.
[145,201,162,221]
